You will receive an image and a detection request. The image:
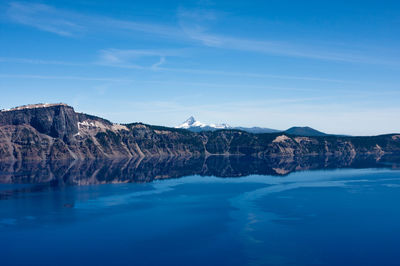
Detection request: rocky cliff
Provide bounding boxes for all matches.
[0,103,400,161]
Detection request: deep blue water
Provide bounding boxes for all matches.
[1,168,400,265]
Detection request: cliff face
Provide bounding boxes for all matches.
[0,104,400,161]
[0,104,78,141]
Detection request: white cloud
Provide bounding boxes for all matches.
[0,56,361,84]
[0,74,134,82]
[5,2,396,65]
[152,57,166,69]
[0,57,86,66]
[5,1,183,38]
[97,49,182,69]
[177,8,399,65]
[6,2,86,36]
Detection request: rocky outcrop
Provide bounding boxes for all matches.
[0,103,78,142]
[0,103,400,161]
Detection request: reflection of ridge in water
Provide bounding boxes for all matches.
[0,154,399,186]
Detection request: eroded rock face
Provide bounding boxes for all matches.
[0,104,78,142]
[0,104,400,161]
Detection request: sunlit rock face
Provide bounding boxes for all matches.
[0,104,78,141]
[0,104,400,161]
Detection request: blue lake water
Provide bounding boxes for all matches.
[1,164,400,265]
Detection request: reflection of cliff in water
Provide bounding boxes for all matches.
[0,154,399,186]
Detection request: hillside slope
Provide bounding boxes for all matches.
[0,104,399,161]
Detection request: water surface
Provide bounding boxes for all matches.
[0,157,400,265]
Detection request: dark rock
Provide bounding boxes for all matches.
[0,104,78,142]
[0,103,399,161]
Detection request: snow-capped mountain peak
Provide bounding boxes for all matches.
[182,116,197,127]
[176,116,280,133]
[176,116,231,130]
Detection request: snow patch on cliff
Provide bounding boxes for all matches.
[78,120,128,133]
[2,103,69,112]
[273,135,291,143]
[112,124,129,131]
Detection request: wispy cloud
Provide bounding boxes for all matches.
[152,57,166,70]
[157,66,356,83]
[6,2,86,36]
[0,72,345,89]
[97,49,183,69]
[0,74,134,82]
[4,2,395,65]
[186,33,368,62]
[5,1,183,38]
[3,71,399,98]
[94,48,358,83]
[177,8,398,65]
[0,57,86,66]
[0,55,357,84]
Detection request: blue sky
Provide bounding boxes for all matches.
[1,0,400,135]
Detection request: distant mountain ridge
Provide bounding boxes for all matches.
[176,116,325,136]
[176,116,279,134]
[284,126,328,137]
[176,116,231,132]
